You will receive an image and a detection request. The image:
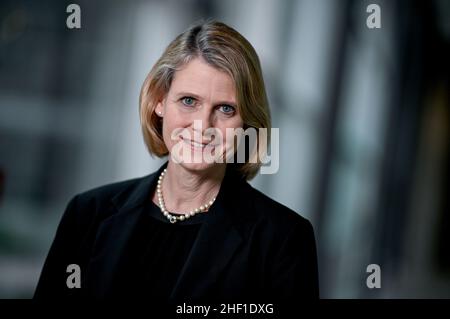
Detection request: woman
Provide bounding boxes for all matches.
[34,20,319,301]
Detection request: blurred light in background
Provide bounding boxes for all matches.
[0,0,448,298]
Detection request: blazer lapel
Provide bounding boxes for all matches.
[169,165,247,301]
[85,204,143,297]
[169,197,243,301]
[85,161,248,300]
[85,164,166,297]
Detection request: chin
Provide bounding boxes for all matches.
[169,152,226,175]
[178,161,218,173]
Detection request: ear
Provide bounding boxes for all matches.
[155,101,164,117]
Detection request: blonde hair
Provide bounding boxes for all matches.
[139,20,271,180]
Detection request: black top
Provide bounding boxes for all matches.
[34,162,319,300]
[112,198,209,299]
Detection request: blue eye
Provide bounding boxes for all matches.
[220,105,235,114]
[181,97,195,106]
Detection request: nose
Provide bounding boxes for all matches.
[192,107,215,137]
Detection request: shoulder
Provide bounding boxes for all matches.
[238,181,314,236]
[63,172,156,226]
[234,182,318,276]
[74,175,149,206]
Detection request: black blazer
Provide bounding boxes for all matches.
[34,161,319,301]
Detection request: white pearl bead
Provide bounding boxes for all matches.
[156,168,216,224]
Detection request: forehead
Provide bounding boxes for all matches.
[169,58,236,102]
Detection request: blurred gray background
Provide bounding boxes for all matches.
[0,0,449,298]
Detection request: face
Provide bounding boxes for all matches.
[155,57,244,173]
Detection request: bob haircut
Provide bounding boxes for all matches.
[139,20,271,181]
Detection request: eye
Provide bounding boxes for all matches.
[219,105,236,115]
[181,97,196,107]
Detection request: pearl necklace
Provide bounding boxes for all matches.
[156,168,216,224]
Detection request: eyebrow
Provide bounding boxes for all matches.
[174,92,237,107]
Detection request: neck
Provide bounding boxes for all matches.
[156,160,226,214]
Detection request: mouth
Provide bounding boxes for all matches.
[180,136,217,150]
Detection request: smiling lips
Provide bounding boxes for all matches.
[181,136,219,150]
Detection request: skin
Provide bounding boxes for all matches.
[153,57,244,214]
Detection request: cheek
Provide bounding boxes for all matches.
[230,114,244,130]
[217,121,244,144]
[162,109,183,135]
[223,118,244,134]
[161,117,180,147]
[164,107,192,129]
